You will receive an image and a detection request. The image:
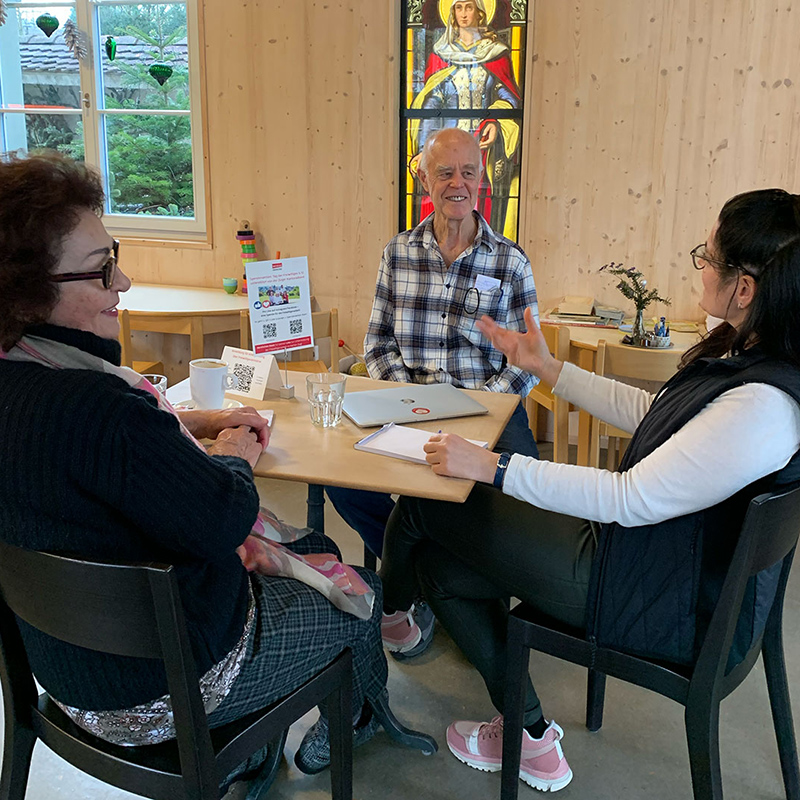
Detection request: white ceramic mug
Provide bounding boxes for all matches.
[189,359,239,409]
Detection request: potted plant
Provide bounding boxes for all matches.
[600,262,671,347]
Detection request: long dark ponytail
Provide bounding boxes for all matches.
[682,189,800,368]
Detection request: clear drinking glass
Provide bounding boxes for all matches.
[142,373,168,395]
[306,373,347,428]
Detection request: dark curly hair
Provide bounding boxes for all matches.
[682,189,800,369]
[0,150,105,350]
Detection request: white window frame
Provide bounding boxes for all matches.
[0,0,208,242]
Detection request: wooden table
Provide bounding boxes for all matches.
[167,369,518,560]
[247,371,518,503]
[552,324,701,465]
[119,284,250,361]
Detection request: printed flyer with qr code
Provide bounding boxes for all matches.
[245,256,314,355]
[220,346,282,400]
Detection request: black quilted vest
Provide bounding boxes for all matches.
[585,348,800,666]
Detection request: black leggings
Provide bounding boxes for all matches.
[379,484,596,726]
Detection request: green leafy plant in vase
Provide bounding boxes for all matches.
[600,262,671,347]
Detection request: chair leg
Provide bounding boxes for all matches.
[369,690,437,754]
[306,484,325,533]
[763,617,800,800]
[605,438,617,471]
[0,722,35,800]
[326,665,353,800]
[525,396,539,435]
[501,616,529,800]
[362,545,377,572]
[585,669,606,732]
[684,698,723,800]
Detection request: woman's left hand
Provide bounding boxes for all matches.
[178,407,271,449]
[423,433,500,483]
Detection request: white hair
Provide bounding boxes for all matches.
[418,128,482,176]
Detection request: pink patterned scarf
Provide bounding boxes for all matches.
[3,334,375,619]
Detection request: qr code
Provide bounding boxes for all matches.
[232,363,255,393]
[289,318,303,335]
[262,322,277,339]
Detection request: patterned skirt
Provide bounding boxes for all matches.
[207,529,387,728]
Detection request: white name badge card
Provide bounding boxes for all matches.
[221,346,283,400]
[246,257,314,355]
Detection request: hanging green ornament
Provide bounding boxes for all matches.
[148,63,173,86]
[35,13,59,37]
[105,35,117,61]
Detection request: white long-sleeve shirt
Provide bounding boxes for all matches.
[503,361,800,527]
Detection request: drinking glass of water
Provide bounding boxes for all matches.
[306,373,347,428]
[142,373,168,395]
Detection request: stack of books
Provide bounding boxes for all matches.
[540,297,623,328]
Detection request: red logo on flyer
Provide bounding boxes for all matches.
[412,407,431,415]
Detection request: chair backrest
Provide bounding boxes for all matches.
[540,324,571,364]
[695,484,800,691]
[528,325,571,463]
[311,308,340,372]
[0,540,215,776]
[595,339,683,383]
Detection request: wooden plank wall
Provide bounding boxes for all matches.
[524,0,800,318]
[120,0,800,360]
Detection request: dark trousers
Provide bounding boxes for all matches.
[325,400,539,556]
[379,485,596,727]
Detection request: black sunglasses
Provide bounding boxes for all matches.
[50,239,119,290]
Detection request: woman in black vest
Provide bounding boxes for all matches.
[378,189,800,792]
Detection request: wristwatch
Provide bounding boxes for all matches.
[493,452,512,489]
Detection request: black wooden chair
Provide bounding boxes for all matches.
[0,541,355,800]
[501,485,800,800]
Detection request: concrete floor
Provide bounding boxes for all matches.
[5,452,800,800]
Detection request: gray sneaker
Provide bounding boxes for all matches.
[390,600,435,662]
[294,710,380,775]
[220,729,287,797]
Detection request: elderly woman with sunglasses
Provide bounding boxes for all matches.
[378,188,800,792]
[0,152,402,793]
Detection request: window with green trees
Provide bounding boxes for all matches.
[0,0,206,239]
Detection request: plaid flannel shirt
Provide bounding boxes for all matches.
[364,213,539,395]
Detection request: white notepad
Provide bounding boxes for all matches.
[353,423,488,465]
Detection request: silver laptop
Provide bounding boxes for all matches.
[343,382,488,428]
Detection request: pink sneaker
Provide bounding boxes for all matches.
[446,716,573,793]
[381,609,421,653]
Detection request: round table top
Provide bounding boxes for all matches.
[119,283,250,316]
[556,324,701,353]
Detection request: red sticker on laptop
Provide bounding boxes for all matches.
[411,407,431,415]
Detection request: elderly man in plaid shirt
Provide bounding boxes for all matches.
[327,128,539,658]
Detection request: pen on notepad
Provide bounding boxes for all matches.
[356,422,394,446]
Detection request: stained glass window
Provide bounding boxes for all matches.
[401,0,529,241]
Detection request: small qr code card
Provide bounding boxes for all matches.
[221,346,283,400]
